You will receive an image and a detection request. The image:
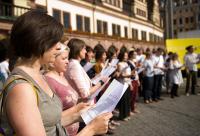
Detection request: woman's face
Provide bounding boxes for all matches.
[123,52,128,61]
[112,52,117,59]
[101,52,107,62]
[79,46,86,60]
[87,51,94,61]
[54,50,69,73]
[42,42,61,64]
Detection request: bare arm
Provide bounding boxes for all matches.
[76,112,112,136]
[6,83,46,136]
[61,103,90,127]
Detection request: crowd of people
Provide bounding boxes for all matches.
[0,10,199,136]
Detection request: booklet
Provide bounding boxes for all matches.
[91,66,116,85]
[137,67,145,74]
[110,59,119,67]
[81,79,128,124]
[83,62,94,72]
[89,78,110,101]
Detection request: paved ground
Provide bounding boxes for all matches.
[106,80,200,136]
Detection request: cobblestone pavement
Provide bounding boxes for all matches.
[106,80,200,136]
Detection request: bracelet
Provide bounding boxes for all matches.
[99,80,104,85]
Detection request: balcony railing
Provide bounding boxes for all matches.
[0,2,31,21]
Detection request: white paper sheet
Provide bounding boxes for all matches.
[91,66,116,85]
[91,74,102,85]
[137,68,145,74]
[101,66,116,77]
[89,78,110,101]
[83,62,94,72]
[110,59,119,67]
[81,79,128,124]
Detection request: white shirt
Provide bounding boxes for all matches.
[118,62,132,85]
[65,59,92,100]
[152,55,165,75]
[136,54,145,63]
[143,59,154,77]
[184,53,199,71]
[0,60,9,79]
[169,60,183,85]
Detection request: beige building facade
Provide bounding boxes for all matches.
[173,0,200,38]
[0,0,164,49]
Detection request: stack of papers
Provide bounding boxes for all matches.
[81,79,128,124]
[83,62,95,72]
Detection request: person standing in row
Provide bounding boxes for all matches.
[169,53,184,98]
[152,48,165,101]
[143,52,154,103]
[184,45,200,96]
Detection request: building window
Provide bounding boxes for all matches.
[76,15,83,31]
[141,31,147,41]
[105,0,121,8]
[97,20,108,34]
[174,30,177,35]
[132,28,138,40]
[179,18,183,24]
[173,19,176,25]
[182,0,187,5]
[198,14,200,21]
[190,17,194,23]
[185,17,189,23]
[136,8,146,17]
[124,27,128,38]
[53,9,61,22]
[179,28,183,32]
[84,17,90,32]
[192,0,198,4]
[63,12,70,30]
[103,22,108,34]
[149,33,154,42]
[112,24,121,37]
[76,15,90,32]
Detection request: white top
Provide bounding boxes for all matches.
[184,53,199,72]
[118,62,132,85]
[0,60,9,79]
[65,59,92,100]
[169,60,183,85]
[136,54,145,63]
[152,55,165,75]
[143,59,154,77]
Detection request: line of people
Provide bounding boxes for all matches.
[0,10,200,136]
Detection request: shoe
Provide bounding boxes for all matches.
[186,93,190,96]
[111,120,120,126]
[108,124,116,130]
[149,99,153,103]
[133,109,141,114]
[144,100,149,104]
[123,117,131,122]
[130,112,135,116]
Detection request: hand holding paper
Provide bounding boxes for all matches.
[81,79,128,124]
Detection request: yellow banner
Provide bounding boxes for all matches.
[166,38,200,68]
